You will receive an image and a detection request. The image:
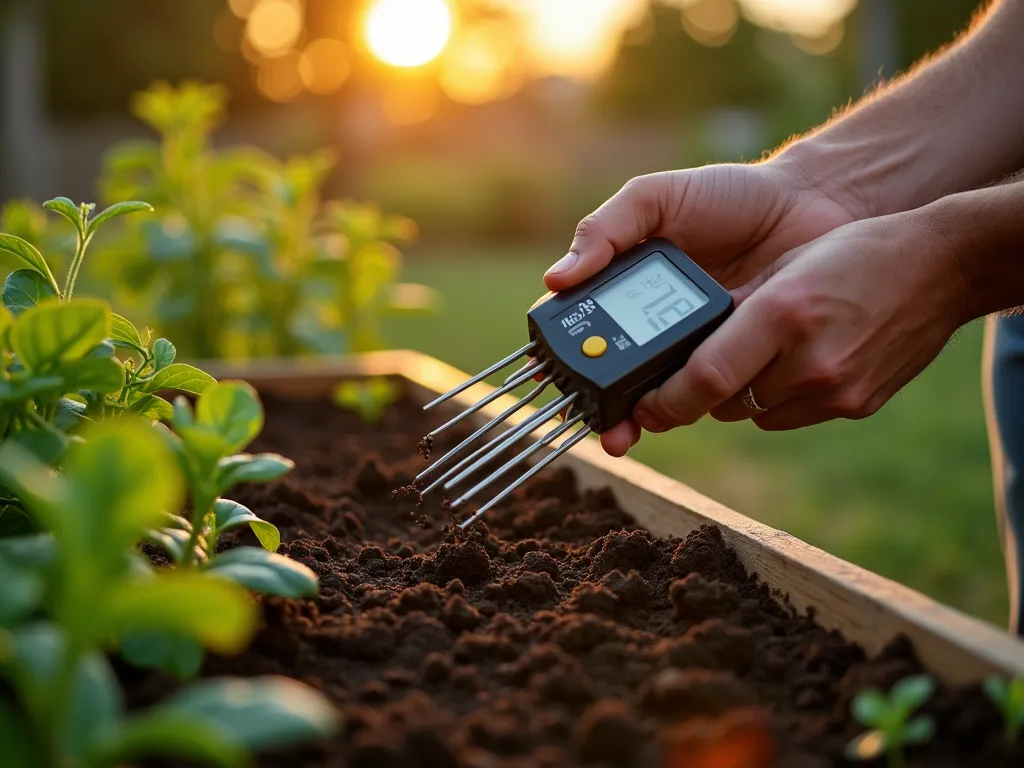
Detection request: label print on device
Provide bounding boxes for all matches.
[591,253,709,346]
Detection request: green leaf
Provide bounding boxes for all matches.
[63,652,122,757]
[213,499,280,552]
[0,443,65,533]
[54,397,88,430]
[0,698,39,767]
[159,676,338,751]
[0,533,56,570]
[86,709,244,768]
[3,269,57,316]
[11,299,110,372]
[844,730,886,761]
[127,393,174,422]
[100,571,257,654]
[153,338,176,370]
[8,427,70,465]
[0,553,43,626]
[196,381,263,452]
[61,356,126,393]
[86,201,154,236]
[42,196,83,233]
[143,526,197,563]
[901,715,936,745]
[87,340,116,359]
[851,690,887,726]
[62,419,184,561]
[110,313,145,350]
[9,622,63,719]
[890,675,935,713]
[146,362,215,395]
[172,394,194,426]
[206,547,318,598]
[0,374,64,402]
[217,453,294,493]
[0,233,59,294]
[120,632,205,680]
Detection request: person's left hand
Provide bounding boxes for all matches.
[627,210,970,437]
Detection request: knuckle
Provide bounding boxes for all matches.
[573,214,601,241]
[766,291,816,337]
[827,387,867,418]
[800,356,845,390]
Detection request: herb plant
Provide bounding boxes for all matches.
[0,419,337,767]
[984,675,1024,745]
[846,674,936,767]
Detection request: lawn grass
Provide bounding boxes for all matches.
[382,246,1008,627]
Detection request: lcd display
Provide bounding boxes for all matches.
[591,253,709,345]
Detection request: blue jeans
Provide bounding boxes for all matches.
[983,313,1024,635]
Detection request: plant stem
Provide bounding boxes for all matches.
[887,745,905,768]
[62,230,94,302]
[183,487,213,567]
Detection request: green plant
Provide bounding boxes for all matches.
[121,380,316,678]
[984,675,1024,744]
[845,675,936,767]
[0,419,337,767]
[97,80,438,387]
[0,198,214,475]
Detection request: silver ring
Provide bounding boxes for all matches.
[742,386,768,414]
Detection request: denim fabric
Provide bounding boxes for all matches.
[983,313,1024,635]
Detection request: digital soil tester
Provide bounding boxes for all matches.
[419,238,734,527]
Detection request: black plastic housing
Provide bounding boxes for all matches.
[527,238,733,433]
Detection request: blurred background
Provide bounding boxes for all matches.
[0,0,1003,624]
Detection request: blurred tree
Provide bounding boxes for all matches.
[593,2,782,119]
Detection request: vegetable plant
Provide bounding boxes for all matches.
[0,418,338,767]
[845,674,936,767]
[984,675,1024,745]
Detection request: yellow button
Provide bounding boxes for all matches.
[581,336,608,358]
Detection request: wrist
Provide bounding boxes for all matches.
[911,183,1024,323]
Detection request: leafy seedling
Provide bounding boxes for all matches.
[846,674,936,768]
[0,419,337,767]
[984,675,1024,744]
[0,197,211,468]
[124,381,315,678]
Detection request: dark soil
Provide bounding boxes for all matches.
[120,386,1021,767]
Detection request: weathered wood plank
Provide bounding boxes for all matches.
[202,351,1024,684]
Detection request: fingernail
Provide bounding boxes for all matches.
[635,409,666,433]
[545,252,578,277]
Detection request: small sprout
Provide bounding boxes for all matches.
[984,675,1024,745]
[846,674,936,768]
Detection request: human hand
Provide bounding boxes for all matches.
[543,160,860,455]
[631,211,968,436]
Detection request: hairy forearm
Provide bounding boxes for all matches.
[774,0,1024,220]
[913,176,1024,324]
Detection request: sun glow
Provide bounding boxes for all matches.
[365,0,453,68]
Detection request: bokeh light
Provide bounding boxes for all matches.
[439,21,522,105]
[299,38,351,94]
[256,51,304,101]
[365,0,453,68]
[228,0,260,19]
[246,0,304,58]
[681,0,739,47]
[739,0,857,38]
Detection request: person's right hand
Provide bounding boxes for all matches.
[542,160,860,457]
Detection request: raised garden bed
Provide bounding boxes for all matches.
[121,351,1024,767]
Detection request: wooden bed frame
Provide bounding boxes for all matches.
[204,350,1024,685]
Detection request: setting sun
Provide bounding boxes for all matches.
[365,0,452,68]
